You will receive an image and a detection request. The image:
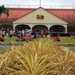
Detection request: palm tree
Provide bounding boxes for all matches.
[0,5,9,16]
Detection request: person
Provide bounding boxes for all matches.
[28,29,32,35]
[47,30,52,37]
[24,33,32,42]
[22,30,25,36]
[7,29,10,36]
[44,30,48,38]
[36,33,42,39]
[41,30,44,38]
[34,30,38,39]
[2,30,5,37]
[9,30,13,37]
[24,29,28,36]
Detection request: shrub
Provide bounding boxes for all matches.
[0,37,4,42]
[0,38,75,75]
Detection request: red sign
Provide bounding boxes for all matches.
[37,15,44,19]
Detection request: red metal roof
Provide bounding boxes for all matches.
[0,8,35,22]
[0,8,75,23]
[46,9,75,23]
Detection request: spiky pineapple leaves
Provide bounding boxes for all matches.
[0,38,75,75]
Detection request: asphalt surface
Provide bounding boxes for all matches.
[0,45,75,51]
[63,45,75,51]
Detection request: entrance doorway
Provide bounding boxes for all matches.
[15,25,31,31]
[32,25,48,33]
[50,25,65,33]
[0,25,13,31]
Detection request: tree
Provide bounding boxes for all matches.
[0,5,9,16]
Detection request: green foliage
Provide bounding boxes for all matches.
[0,5,9,16]
[0,38,75,75]
[58,37,75,45]
[4,36,17,43]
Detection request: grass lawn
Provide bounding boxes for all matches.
[0,37,75,54]
[3,36,25,44]
[4,36,17,43]
[57,37,75,45]
[0,36,75,45]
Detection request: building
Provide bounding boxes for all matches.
[0,7,75,34]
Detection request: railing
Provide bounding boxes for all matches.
[0,4,75,9]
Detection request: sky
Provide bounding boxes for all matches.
[0,0,75,8]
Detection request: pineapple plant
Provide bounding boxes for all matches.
[0,38,75,75]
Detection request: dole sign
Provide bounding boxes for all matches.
[37,15,44,20]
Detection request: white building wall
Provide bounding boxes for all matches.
[13,23,67,33]
[13,8,68,33]
[13,8,67,24]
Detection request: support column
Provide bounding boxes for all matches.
[28,24,35,31]
[13,23,18,31]
[62,24,67,33]
[46,24,53,31]
[65,27,67,33]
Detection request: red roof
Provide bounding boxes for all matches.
[0,8,35,22]
[0,8,75,23]
[46,9,75,23]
